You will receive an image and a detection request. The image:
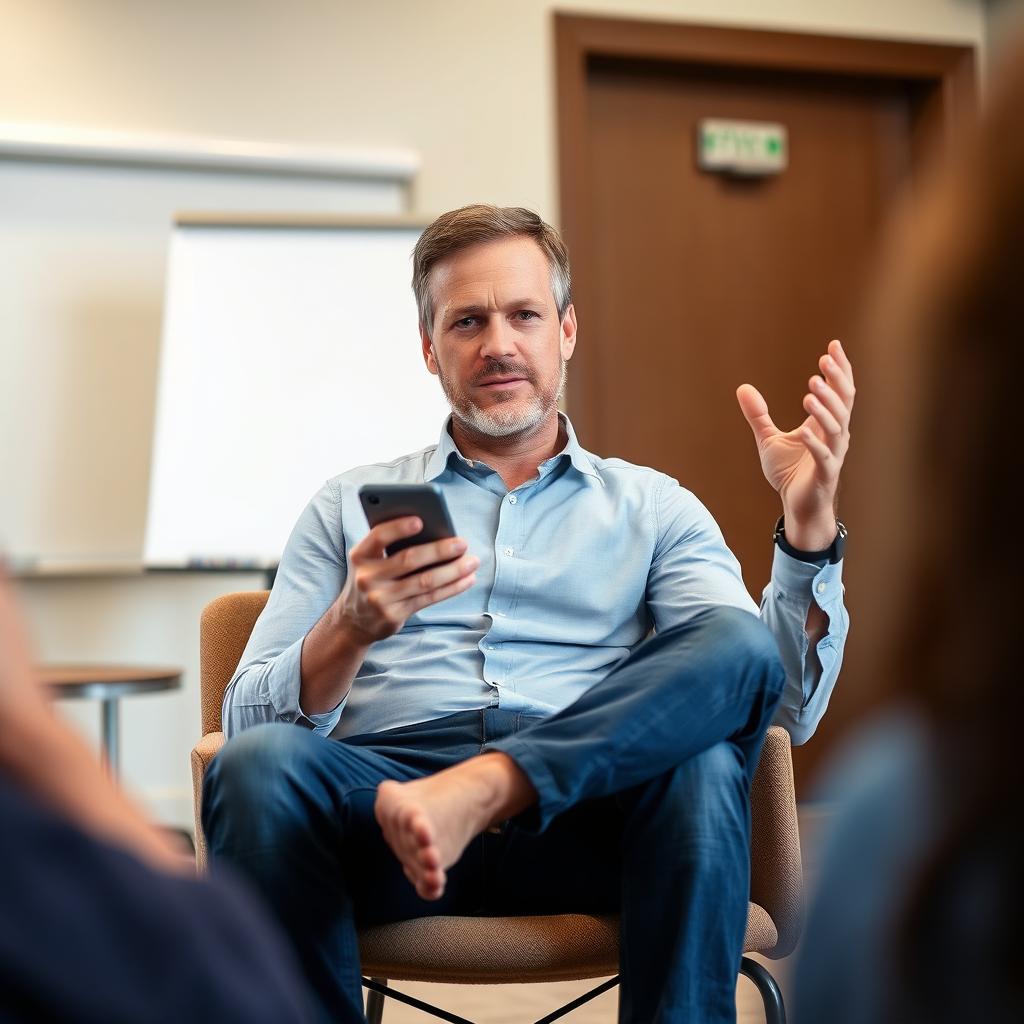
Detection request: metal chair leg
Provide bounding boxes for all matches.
[362,977,474,1023]
[365,977,387,1024]
[740,957,787,1024]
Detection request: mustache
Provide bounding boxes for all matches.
[470,360,535,386]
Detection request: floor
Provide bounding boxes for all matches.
[370,807,831,1023]
[369,955,789,1023]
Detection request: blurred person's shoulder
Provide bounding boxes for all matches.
[795,709,940,1024]
[808,707,941,894]
[0,774,312,1023]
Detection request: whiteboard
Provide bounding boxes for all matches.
[0,131,415,569]
[144,219,450,567]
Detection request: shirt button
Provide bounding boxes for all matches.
[816,582,826,594]
[508,495,518,504]
[504,547,514,557]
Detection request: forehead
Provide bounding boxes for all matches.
[431,236,551,310]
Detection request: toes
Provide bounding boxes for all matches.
[374,783,449,901]
[415,843,441,870]
[417,868,446,901]
[398,810,433,860]
[407,810,434,849]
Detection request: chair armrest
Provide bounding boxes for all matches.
[190,731,225,871]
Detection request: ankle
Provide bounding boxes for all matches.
[469,752,536,822]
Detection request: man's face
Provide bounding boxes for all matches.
[420,236,576,439]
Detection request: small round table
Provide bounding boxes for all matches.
[39,665,182,777]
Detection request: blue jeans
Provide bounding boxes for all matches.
[203,606,785,1023]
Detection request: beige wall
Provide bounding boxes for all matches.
[2,0,986,222]
[3,0,986,827]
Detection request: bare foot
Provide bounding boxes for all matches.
[374,754,534,900]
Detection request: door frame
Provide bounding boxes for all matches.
[554,13,977,441]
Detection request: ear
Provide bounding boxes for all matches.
[559,303,578,362]
[420,325,439,376]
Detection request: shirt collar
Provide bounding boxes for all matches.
[424,413,601,483]
[556,413,602,482]
[424,417,463,481]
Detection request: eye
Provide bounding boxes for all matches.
[455,316,478,329]
[516,310,539,321]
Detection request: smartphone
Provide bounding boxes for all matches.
[358,484,457,563]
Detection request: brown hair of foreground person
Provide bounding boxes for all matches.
[870,47,1024,1005]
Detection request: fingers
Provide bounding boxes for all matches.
[355,516,424,559]
[735,383,780,444]
[819,340,855,406]
[387,553,479,602]
[355,552,477,632]
[800,422,835,469]
[807,373,847,426]
[828,338,854,386]
[800,339,854,458]
[397,567,478,616]
[354,523,470,584]
[803,380,844,447]
[388,537,469,581]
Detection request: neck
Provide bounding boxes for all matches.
[450,411,565,490]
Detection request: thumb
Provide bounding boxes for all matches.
[735,384,779,445]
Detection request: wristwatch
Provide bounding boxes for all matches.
[773,516,847,565]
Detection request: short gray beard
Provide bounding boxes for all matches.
[436,357,568,439]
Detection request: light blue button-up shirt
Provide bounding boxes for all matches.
[223,416,847,746]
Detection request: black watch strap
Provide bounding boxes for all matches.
[773,516,847,565]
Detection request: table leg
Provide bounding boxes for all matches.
[101,697,120,776]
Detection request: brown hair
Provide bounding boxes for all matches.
[411,204,571,338]
[884,58,1024,744]
[870,46,1024,1016]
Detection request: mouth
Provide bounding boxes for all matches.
[476,377,528,391]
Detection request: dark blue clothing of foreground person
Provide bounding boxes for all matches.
[0,775,311,1023]
[795,714,1019,1024]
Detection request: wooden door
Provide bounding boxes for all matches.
[557,17,975,786]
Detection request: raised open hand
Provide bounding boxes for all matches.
[736,339,854,544]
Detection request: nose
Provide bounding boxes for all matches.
[478,318,518,362]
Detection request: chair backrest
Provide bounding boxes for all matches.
[197,589,803,957]
[199,590,270,735]
[749,725,803,956]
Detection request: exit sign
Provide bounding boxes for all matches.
[697,119,787,176]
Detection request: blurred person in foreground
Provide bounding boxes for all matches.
[0,568,312,1022]
[794,42,1024,1024]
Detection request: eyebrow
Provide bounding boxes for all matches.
[445,298,546,322]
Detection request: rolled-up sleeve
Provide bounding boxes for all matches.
[760,547,848,745]
[648,477,848,746]
[222,480,348,738]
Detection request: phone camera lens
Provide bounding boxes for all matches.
[368,495,380,504]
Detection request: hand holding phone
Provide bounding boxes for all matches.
[331,485,478,646]
[359,484,457,566]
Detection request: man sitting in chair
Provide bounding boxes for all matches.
[203,205,852,1023]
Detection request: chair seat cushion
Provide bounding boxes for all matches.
[358,903,778,983]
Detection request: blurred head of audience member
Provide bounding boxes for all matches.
[795,40,1024,1024]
